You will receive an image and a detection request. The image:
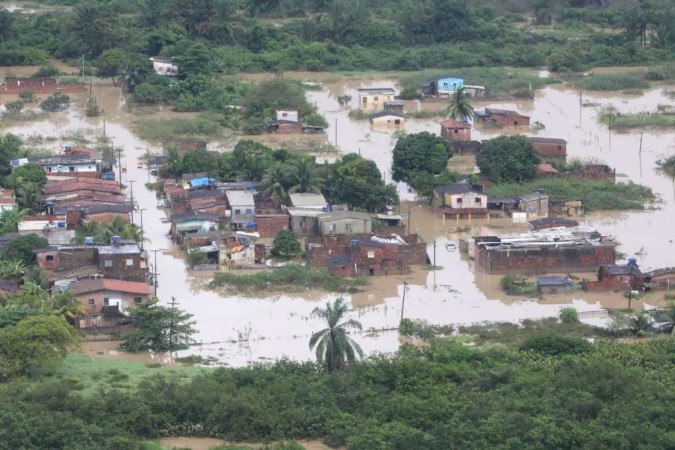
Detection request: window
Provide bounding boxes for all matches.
[456,198,463,204]
[104,260,112,267]
[69,166,75,172]
[557,145,562,151]
[299,219,306,228]
[373,96,379,101]
[329,223,336,232]
[245,208,253,215]
[46,254,54,261]
[394,119,401,125]
[103,298,109,306]
[453,129,459,134]
[134,297,142,304]
[475,197,482,204]
[126,258,133,266]
[345,223,353,232]
[46,167,52,172]
[234,209,241,215]
[87,298,95,305]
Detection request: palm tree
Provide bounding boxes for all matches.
[97,216,127,244]
[123,222,146,244]
[0,206,29,233]
[309,298,363,372]
[447,86,474,122]
[0,259,27,283]
[288,158,324,194]
[16,182,43,214]
[262,164,289,201]
[72,220,100,244]
[25,267,50,290]
[52,289,85,326]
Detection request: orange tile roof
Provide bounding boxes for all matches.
[439,119,471,129]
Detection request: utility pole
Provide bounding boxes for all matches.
[146,147,151,181]
[433,240,436,268]
[115,145,123,189]
[608,108,612,153]
[168,296,179,352]
[81,54,85,78]
[638,132,643,177]
[128,180,135,224]
[407,204,411,233]
[138,208,146,250]
[149,249,165,297]
[400,282,408,322]
[334,118,338,150]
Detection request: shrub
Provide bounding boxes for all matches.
[520,333,593,356]
[4,101,23,114]
[40,92,70,112]
[559,307,580,324]
[271,229,302,258]
[18,90,34,102]
[32,65,59,78]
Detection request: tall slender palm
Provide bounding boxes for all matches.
[0,206,29,233]
[288,158,324,194]
[72,220,100,244]
[447,86,474,122]
[262,164,290,201]
[309,298,363,372]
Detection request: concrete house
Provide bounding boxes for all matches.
[644,267,675,291]
[288,208,324,237]
[226,190,255,228]
[537,276,574,294]
[69,278,151,329]
[150,58,178,76]
[433,184,488,219]
[357,88,396,111]
[529,137,567,163]
[584,262,644,292]
[317,211,372,236]
[518,192,549,218]
[475,108,530,126]
[170,212,220,236]
[97,242,148,281]
[0,188,16,212]
[440,119,471,142]
[421,77,464,97]
[12,154,105,176]
[383,100,404,114]
[369,112,404,128]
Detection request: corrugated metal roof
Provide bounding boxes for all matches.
[289,193,327,208]
[98,244,142,255]
[226,190,254,207]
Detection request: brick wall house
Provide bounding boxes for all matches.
[255,214,289,238]
[528,137,567,163]
[583,264,644,292]
[440,119,471,142]
[97,244,148,281]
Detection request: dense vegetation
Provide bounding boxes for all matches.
[487,178,655,210]
[477,135,541,183]
[1,331,673,448]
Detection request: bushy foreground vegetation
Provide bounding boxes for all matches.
[1,331,673,449]
[209,265,366,294]
[488,178,654,211]
[602,111,675,130]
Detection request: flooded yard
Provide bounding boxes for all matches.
[2,74,673,366]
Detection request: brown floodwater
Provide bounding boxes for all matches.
[3,74,673,366]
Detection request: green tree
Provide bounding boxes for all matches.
[5,234,48,266]
[272,229,302,258]
[6,163,48,189]
[288,158,324,194]
[95,48,129,85]
[0,315,77,380]
[447,86,473,122]
[330,154,398,211]
[123,299,196,352]
[0,259,27,284]
[477,135,541,183]
[309,297,363,372]
[186,248,208,268]
[392,132,451,183]
[16,182,43,214]
[72,220,100,244]
[51,289,84,326]
[97,216,145,244]
[0,206,29,233]
[262,163,290,201]
[25,267,50,290]
[40,92,70,112]
[4,100,23,114]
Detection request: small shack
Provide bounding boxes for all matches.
[475,108,530,127]
[369,112,404,128]
[383,100,405,114]
[537,276,574,294]
[439,119,471,142]
[357,88,396,111]
[529,137,567,163]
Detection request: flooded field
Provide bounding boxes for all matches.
[2,73,673,366]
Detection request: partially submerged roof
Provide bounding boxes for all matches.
[485,108,530,118]
[357,87,395,94]
[434,183,484,195]
[69,278,150,295]
[537,276,573,286]
[439,119,471,129]
[289,193,327,209]
[643,267,675,278]
[603,265,642,276]
[529,137,567,144]
[370,112,404,120]
[538,163,559,174]
[318,211,373,221]
[98,244,142,255]
[226,190,255,207]
[518,192,548,202]
[530,217,579,228]
[170,211,220,223]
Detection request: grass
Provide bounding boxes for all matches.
[487,178,654,211]
[601,112,675,130]
[398,67,558,98]
[572,72,651,91]
[135,116,225,142]
[209,264,368,294]
[40,352,203,395]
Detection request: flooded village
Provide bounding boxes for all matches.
[1,64,674,366]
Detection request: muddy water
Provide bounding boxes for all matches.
[3,77,673,366]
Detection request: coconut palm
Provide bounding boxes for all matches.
[309,298,363,372]
[97,216,146,244]
[0,206,29,233]
[288,158,324,194]
[262,164,290,201]
[447,86,474,122]
[52,289,85,326]
[72,220,100,244]
[16,182,43,214]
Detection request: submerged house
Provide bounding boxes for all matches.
[421,77,464,97]
[432,184,488,219]
[583,261,644,292]
[528,137,567,164]
[439,119,471,142]
[369,112,404,128]
[475,108,530,127]
[644,267,675,291]
[357,88,396,111]
[537,276,574,294]
[69,278,151,329]
[317,211,373,236]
